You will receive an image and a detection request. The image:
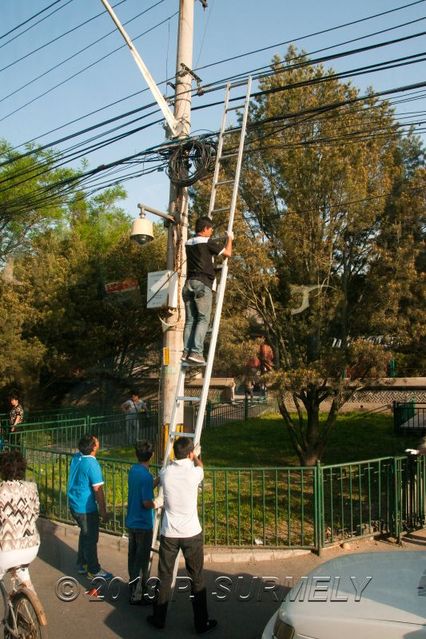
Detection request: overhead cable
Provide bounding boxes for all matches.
[0,0,64,41]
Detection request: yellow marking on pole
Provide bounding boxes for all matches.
[163,347,170,366]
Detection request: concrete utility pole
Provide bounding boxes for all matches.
[100,0,197,435]
[161,0,195,430]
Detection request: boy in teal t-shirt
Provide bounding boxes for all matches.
[126,440,160,604]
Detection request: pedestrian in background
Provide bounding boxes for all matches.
[121,391,147,442]
[8,393,24,446]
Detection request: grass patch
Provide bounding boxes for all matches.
[195,411,421,467]
[100,411,420,467]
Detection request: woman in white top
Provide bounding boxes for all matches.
[0,451,40,589]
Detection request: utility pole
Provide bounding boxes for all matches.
[161,0,195,431]
[100,0,197,436]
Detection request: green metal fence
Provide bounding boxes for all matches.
[8,413,160,457]
[204,397,277,428]
[0,401,159,433]
[393,401,426,434]
[23,445,426,550]
[320,457,397,544]
[9,417,88,451]
[200,466,317,548]
[24,447,318,548]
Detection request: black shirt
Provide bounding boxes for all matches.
[185,236,224,288]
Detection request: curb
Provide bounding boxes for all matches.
[38,518,312,563]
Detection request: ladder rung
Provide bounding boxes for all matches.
[169,431,196,438]
[221,153,238,159]
[216,179,234,185]
[211,207,229,213]
[176,396,200,402]
[225,105,242,112]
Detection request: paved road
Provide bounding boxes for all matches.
[27,521,426,639]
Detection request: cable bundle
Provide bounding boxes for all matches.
[166,139,216,186]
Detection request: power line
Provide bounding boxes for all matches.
[0,0,64,41]
[8,0,426,146]
[0,9,178,123]
[3,74,426,215]
[7,23,426,168]
[195,0,426,74]
[0,0,162,90]
[2,4,426,204]
[2,50,426,193]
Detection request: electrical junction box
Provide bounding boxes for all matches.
[147,270,178,309]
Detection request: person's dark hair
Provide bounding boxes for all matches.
[173,436,194,460]
[195,216,213,234]
[135,440,154,462]
[78,434,98,455]
[0,450,27,481]
[8,393,20,402]
[130,389,139,398]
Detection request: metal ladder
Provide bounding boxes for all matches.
[147,77,252,578]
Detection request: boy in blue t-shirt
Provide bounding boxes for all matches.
[67,434,111,579]
[126,440,161,604]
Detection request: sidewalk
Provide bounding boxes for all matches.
[32,519,426,639]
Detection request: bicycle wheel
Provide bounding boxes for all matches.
[7,589,48,639]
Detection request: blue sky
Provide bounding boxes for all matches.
[1,0,425,219]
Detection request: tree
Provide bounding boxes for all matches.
[195,48,424,465]
[18,188,167,404]
[0,141,75,264]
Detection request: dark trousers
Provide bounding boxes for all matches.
[128,528,153,597]
[153,532,209,631]
[71,510,100,574]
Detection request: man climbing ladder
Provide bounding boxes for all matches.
[182,217,233,366]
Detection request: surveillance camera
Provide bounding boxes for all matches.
[131,216,153,244]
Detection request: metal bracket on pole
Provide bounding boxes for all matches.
[137,203,176,224]
[179,63,204,96]
[99,0,180,138]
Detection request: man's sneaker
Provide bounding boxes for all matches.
[186,353,206,366]
[146,615,165,629]
[87,568,113,580]
[196,619,218,634]
[77,564,87,575]
[181,351,189,364]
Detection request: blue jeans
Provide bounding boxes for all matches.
[71,510,100,574]
[182,279,212,355]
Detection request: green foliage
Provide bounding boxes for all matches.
[19,199,167,397]
[0,283,45,393]
[193,47,424,464]
[0,140,77,263]
[0,138,168,404]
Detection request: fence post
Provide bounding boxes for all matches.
[206,401,212,429]
[314,461,324,555]
[393,401,397,434]
[244,396,249,421]
[393,456,401,543]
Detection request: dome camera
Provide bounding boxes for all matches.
[131,208,153,245]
